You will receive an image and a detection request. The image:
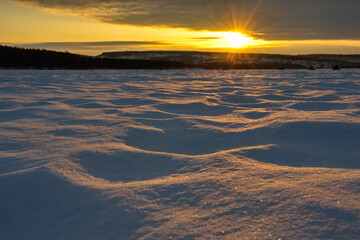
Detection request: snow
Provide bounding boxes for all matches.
[0,69,359,239]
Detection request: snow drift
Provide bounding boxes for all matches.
[0,69,359,239]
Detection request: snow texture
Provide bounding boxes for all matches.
[0,69,359,239]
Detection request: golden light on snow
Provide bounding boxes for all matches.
[1,69,360,239]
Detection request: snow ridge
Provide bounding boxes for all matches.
[0,69,359,239]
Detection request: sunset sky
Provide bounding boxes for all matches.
[1,0,360,55]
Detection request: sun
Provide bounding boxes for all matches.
[225,32,248,48]
[215,32,253,49]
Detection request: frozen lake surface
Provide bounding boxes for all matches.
[0,69,359,239]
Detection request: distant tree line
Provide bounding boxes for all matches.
[0,45,188,69]
[100,51,360,69]
[1,45,360,70]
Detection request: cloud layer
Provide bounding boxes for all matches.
[14,0,360,40]
[13,41,167,55]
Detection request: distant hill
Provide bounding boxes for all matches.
[0,45,187,69]
[99,51,360,69]
[1,45,360,69]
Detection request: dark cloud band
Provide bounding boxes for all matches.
[13,0,360,40]
[14,41,165,49]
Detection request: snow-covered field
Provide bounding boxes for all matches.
[0,69,359,239]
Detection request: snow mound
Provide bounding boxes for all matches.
[1,69,359,239]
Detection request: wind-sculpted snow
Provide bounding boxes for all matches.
[0,69,360,239]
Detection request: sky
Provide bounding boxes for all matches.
[1,0,360,55]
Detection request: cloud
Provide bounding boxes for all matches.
[15,41,166,48]
[11,41,168,55]
[13,0,360,40]
[191,37,222,40]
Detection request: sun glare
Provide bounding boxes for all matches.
[216,32,253,49]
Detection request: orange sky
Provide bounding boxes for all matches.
[1,0,360,56]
